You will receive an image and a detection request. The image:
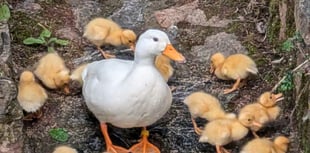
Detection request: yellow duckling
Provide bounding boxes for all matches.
[17,71,48,120]
[238,92,284,137]
[155,54,173,82]
[241,136,290,153]
[210,52,258,94]
[70,63,88,85]
[183,91,236,135]
[34,52,70,94]
[199,118,248,153]
[83,17,137,59]
[52,145,78,153]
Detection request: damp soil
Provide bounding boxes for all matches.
[6,0,298,153]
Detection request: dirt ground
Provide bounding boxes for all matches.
[5,0,300,153]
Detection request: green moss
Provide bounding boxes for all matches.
[267,0,296,46]
[9,11,39,43]
[226,22,240,33]
[266,0,279,43]
[296,76,310,153]
[285,0,296,38]
[244,42,257,55]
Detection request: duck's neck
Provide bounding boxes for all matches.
[134,56,156,66]
[214,63,227,79]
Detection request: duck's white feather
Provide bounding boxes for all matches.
[82,29,173,128]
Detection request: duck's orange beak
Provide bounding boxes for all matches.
[162,44,186,63]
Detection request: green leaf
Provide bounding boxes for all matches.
[278,72,294,92]
[49,128,69,142]
[281,39,294,52]
[23,37,45,45]
[54,39,69,46]
[0,4,10,21]
[48,37,58,44]
[40,28,51,39]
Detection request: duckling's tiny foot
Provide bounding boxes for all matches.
[191,117,202,135]
[102,52,116,59]
[221,147,230,153]
[34,109,43,119]
[252,131,260,138]
[223,88,235,94]
[23,113,35,121]
[224,78,241,94]
[194,127,203,135]
[64,85,70,95]
[169,85,176,92]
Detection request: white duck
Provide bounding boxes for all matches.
[82,29,185,153]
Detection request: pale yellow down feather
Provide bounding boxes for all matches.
[221,54,258,80]
[184,91,236,121]
[199,118,248,146]
[17,71,48,112]
[34,52,70,89]
[52,146,78,153]
[241,136,289,153]
[155,54,173,82]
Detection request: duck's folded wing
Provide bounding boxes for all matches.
[82,59,133,85]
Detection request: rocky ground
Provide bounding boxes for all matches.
[1,0,309,153]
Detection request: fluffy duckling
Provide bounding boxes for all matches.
[238,92,284,137]
[34,52,70,94]
[70,63,88,85]
[199,118,249,153]
[83,17,137,59]
[155,54,173,82]
[52,145,78,153]
[210,52,258,94]
[183,91,236,135]
[240,136,289,153]
[17,71,48,120]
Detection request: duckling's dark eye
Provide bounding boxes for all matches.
[153,37,158,42]
[248,119,251,122]
[128,40,132,43]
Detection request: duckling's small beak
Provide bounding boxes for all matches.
[129,44,135,51]
[64,85,70,95]
[210,65,215,77]
[273,93,284,102]
[252,121,263,128]
[162,44,186,63]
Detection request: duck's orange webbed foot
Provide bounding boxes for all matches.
[129,127,160,153]
[100,123,129,153]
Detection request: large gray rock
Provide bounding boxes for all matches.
[294,0,310,152]
[0,20,23,153]
[295,0,310,45]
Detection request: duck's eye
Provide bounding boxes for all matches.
[153,37,158,42]
[129,40,132,43]
[248,119,251,122]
